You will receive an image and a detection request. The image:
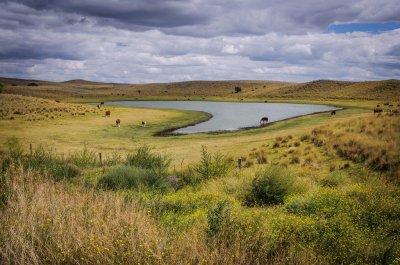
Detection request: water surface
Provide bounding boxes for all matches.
[106,101,338,134]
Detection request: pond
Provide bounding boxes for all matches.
[105,101,339,134]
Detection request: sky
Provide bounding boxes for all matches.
[0,0,399,83]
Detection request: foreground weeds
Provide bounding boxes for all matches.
[1,112,400,264]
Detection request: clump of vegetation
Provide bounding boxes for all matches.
[97,165,170,192]
[244,165,295,206]
[321,171,348,187]
[126,145,171,174]
[70,146,98,168]
[248,149,267,164]
[1,138,81,181]
[234,86,242,93]
[206,201,231,238]
[192,146,235,182]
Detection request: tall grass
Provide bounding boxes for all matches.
[309,114,400,174]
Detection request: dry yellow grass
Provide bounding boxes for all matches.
[0,94,101,121]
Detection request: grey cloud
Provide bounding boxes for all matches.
[0,0,399,83]
[2,0,400,36]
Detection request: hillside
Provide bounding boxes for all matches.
[1,77,399,101]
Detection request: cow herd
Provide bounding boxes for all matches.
[373,102,400,115]
[100,103,146,128]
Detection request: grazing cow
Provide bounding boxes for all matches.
[55,100,60,103]
[116,119,121,127]
[260,117,268,125]
[384,102,389,106]
[377,104,380,107]
[389,104,394,107]
[105,110,111,117]
[100,102,104,105]
[374,108,383,114]
[141,121,146,127]
[331,110,336,116]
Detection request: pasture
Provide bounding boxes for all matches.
[0,79,400,264]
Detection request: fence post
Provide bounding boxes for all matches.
[30,143,32,155]
[99,152,102,165]
[237,158,242,169]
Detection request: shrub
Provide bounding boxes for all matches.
[175,167,203,186]
[207,201,231,238]
[244,165,295,206]
[321,171,347,187]
[23,145,81,180]
[97,165,170,192]
[5,137,24,163]
[70,146,98,168]
[234,86,242,93]
[126,145,171,174]
[192,146,234,181]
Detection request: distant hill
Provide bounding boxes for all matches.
[0,77,399,101]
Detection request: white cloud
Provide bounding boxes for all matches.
[0,1,399,82]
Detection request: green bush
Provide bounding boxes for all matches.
[244,165,295,206]
[23,145,81,180]
[321,171,347,187]
[207,201,231,238]
[5,137,24,163]
[70,147,98,168]
[285,191,349,218]
[126,145,171,174]
[97,165,171,192]
[174,167,203,186]
[192,146,234,182]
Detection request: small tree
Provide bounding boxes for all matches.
[234,86,242,93]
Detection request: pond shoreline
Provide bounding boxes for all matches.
[155,108,343,136]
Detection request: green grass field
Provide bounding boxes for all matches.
[0,78,399,264]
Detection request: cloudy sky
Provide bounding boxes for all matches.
[0,0,399,83]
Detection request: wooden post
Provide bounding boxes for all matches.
[237,158,242,169]
[30,143,32,155]
[99,152,102,165]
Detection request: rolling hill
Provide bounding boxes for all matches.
[0,77,399,101]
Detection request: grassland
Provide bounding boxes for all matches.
[0,77,400,264]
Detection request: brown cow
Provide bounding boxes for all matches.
[260,117,268,125]
[374,108,383,114]
[331,110,336,116]
[376,104,380,107]
[116,118,121,127]
[105,110,110,117]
